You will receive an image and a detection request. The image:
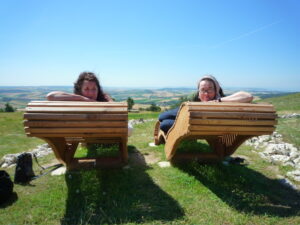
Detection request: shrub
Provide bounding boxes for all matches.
[4,102,15,112]
[127,97,135,110]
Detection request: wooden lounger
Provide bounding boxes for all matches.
[154,102,277,162]
[24,101,128,170]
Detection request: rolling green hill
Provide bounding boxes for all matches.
[256,92,300,112]
[1,86,297,111]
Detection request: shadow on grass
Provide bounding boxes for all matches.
[0,192,18,208]
[62,145,184,225]
[176,139,213,154]
[174,160,300,217]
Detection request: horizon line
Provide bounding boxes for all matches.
[0,85,298,92]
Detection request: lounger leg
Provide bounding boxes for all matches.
[41,137,67,165]
[165,136,186,160]
[154,121,166,145]
[224,135,252,157]
[206,137,226,159]
[120,137,128,163]
[154,121,160,145]
[65,142,79,165]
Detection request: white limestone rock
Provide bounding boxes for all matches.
[158,161,171,168]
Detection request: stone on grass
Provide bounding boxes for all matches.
[51,166,66,176]
[148,142,157,147]
[158,161,171,168]
[287,170,300,182]
[277,177,298,190]
[123,165,131,169]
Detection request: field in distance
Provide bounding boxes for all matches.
[0,86,297,110]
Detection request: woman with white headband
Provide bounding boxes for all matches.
[158,75,253,133]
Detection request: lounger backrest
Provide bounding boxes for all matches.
[24,101,128,138]
[186,102,277,135]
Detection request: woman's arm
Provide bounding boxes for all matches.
[103,93,114,102]
[46,91,96,101]
[219,91,253,103]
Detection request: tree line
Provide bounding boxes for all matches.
[126,97,161,112]
[0,103,15,112]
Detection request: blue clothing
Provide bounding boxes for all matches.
[158,107,179,133]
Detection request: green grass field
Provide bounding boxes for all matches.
[257,92,300,113]
[0,94,299,224]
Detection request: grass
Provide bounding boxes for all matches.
[129,111,160,120]
[74,144,120,158]
[176,140,213,153]
[276,118,300,148]
[1,93,300,224]
[256,92,300,148]
[0,112,43,158]
[256,92,300,113]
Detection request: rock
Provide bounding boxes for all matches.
[0,144,53,168]
[1,154,18,168]
[148,142,157,147]
[128,119,155,126]
[269,155,290,164]
[293,157,300,166]
[1,163,8,168]
[51,166,66,176]
[279,113,300,119]
[246,130,300,189]
[122,165,130,169]
[283,161,295,167]
[277,177,298,190]
[287,170,300,182]
[158,161,171,168]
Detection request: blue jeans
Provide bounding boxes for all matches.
[158,107,179,133]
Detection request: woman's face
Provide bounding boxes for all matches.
[81,80,98,100]
[198,80,216,102]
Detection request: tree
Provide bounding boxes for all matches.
[127,97,134,110]
[148,103,161,112]
[4,102,15,112]
[169,95,192,109]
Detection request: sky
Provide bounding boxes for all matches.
[0,0,299,91]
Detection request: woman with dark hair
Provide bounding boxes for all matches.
[158,75,253,133]
[47,71,133,136]
[47,72,113,102]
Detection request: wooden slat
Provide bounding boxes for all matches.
[186,102,274,108]
[190,119,277,126]
[25,107,127,113]
[187,131,274,136]
[188,105,275,113]
[26,133,127,138]
[28,101,127,107]
[189,125,275,132]
[25,127,127,134]
[24,121,127,128]
[24,113,128,121]
[190,111,277,119]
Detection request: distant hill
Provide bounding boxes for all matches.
[0,86,73,109]
[256,92,300,112]
[0,86,298,110]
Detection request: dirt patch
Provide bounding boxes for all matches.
[129,150,160,167]
[266,165,280,174]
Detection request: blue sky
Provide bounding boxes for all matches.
[0,0,299,91]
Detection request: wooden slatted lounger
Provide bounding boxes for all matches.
[154,102,277,162]
[23,101,128,170]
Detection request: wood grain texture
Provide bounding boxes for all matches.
[24,101,129,169]
[154,102,277,162]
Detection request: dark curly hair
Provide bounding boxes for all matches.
[73,72,108,101]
